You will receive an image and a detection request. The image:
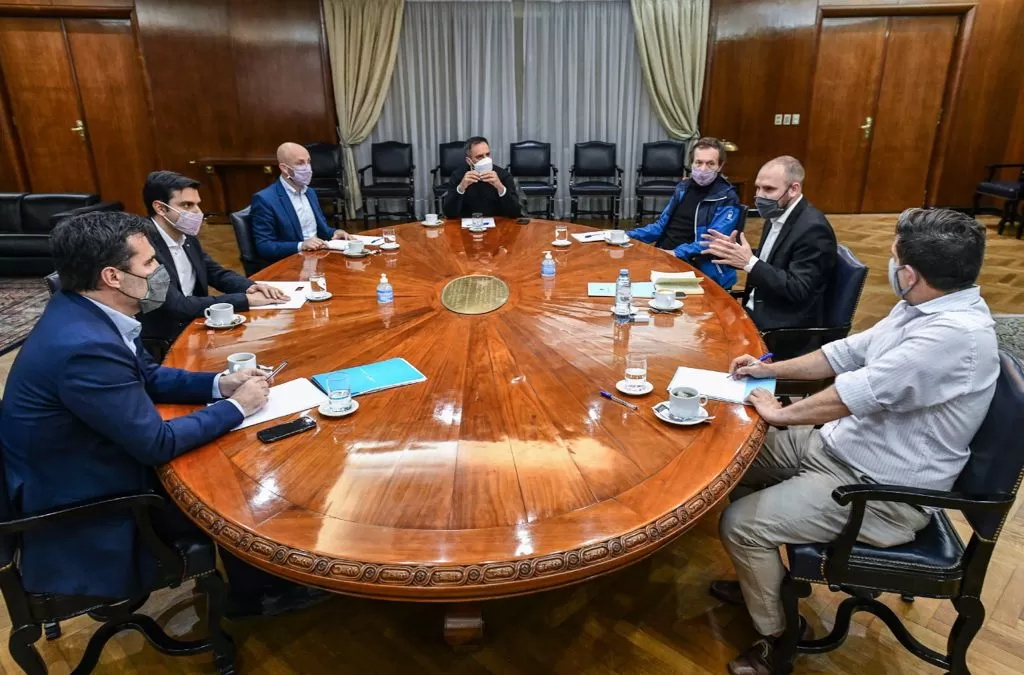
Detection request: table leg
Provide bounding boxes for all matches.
[443,603,484,646]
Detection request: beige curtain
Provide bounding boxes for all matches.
[630,0,710,140]
[323,0,404,218]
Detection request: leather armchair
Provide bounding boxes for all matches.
[431,141,465,214]
[0,398,237,674]
[0,193,122,277]
[508,141,558,220]
[772,351,1024,675]
[633,141,686,228]
[973,163,1023,238]
[358,141,415,226]
[569,142,623,225]
[230,206,271,277]
[304,142,347,229]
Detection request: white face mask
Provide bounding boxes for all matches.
[473,157,493,174]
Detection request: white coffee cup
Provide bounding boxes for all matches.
[654,289,676,309]
[669,386,708,420]
[425,213,439,224]
[347,240,365,254]
[227,352,257,374]
[608,230,628,244]
[204,302,234,326]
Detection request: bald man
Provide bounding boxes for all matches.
[250,142,351,262]
[703,156,837,353]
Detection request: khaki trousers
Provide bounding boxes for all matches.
[718,426,931,636]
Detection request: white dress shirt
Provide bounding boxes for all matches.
[820,286,999,491]
[83,297,244,414]
[745,194,802,310]
[280,176,319,251]
[152,218,196,297]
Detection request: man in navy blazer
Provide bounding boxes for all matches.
[250,142,351,261]
[0,211,312,610]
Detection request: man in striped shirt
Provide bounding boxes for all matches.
[715,208,999,675]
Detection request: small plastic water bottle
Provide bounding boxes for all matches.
[614,268,631,315]
[541,251,556,278]
[376,273,393,304]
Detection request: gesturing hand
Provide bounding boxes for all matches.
[702,230,753,269]
[458,171,482,192]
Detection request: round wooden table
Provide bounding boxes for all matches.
[158,218,766,642]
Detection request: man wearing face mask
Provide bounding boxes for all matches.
[709,209,997,675]
[250,142,351,261]
[626,137,741,289]
[442,136,522,219]
[704,156,837,337]
[140,171,288,358]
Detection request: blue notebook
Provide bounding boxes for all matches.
[312,358,427,397]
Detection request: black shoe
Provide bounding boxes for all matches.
[225,585,331,620]
[726,617,811,675]
[709,579,746,607]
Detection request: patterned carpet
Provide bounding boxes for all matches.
[0,277,49,356]
[995,315,1024,361]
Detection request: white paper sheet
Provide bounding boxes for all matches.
[667,366,776,405]
[460,217,496,229]
[248,281,309,310]
[571,230,616,242]
[229,377,328,431]
[352,234,385,245]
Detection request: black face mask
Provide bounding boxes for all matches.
[754,194,787,220]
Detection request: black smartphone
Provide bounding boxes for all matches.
[257,415,316,444]
[516,217,530,224]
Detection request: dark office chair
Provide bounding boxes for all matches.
[634,141,687,227]
[0,399,237,675]
[431,141,465,214]
[772,350,1024,675]
[569,141,623,226]
[358,141,415,226]
[973,163,1023,238]
[229,206,270,278]
[762,245,868,396]
[304,142,347,229]
[508,141,558,220]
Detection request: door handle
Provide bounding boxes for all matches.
[859,116,873,139]
[71,119,86,141]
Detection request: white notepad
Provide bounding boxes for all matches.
[247,281,309,310]
[227,378,328,431]
[667,366,777,405]
[571,230,615,243]
[460,217,496,229]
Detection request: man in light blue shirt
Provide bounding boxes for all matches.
[713,208,998,675]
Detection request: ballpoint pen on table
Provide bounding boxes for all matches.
[600,390,638,411]
[266,361,288,380]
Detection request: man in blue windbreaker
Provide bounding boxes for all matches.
[626,137,741,289]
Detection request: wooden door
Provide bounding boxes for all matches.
[65,19,156,214]
[805,17,888,214]
[860,16,958,212]
[0,18,97,194]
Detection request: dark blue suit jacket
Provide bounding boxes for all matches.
[250,179,334,261]
[0,292,243,597]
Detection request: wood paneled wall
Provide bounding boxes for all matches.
[701,0,1024,208]
[0,0,334,213]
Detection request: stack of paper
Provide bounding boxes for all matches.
[587,282,656,298]
[460,217,496,229]
[571,230,615,243]
[327,234,385,251]
[667,367,776,405]
[228,378,328,430]
[651,270,704,296]
[248,281,310,310]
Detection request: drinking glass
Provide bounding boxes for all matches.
[471,212,484,229]
[310,272,327,298]
[554,224,568,244]
[383,227,397,246]
[624,354,648,392]
[326,373,352,413]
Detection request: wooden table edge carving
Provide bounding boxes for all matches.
[157,420,766,602]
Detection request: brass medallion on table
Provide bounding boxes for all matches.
[440,275,509,315]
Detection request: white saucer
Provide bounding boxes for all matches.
[610,305,639,316]
[318,399,359,418]
[306,291,333,302]
[648,299,683,311]
[652,401,710,426]
[204,314,245,329]
[552,240,572,247]
[344,250,371,258]
[616,380,654,396]
[380,242,400,251]
[607,240,632,247]
[421,220,443,227]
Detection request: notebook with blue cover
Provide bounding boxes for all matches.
[312,358,427,397]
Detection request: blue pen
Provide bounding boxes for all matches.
[600,390,638,411]
[757,353,774,363]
